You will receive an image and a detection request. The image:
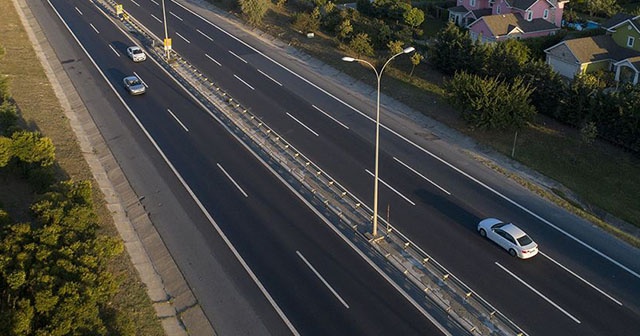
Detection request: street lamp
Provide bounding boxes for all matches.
[342,46,415,238]
[161,0,170,60]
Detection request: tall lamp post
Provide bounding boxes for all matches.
[342,47,415,238]
[161,0,170,60]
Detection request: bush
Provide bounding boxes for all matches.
[445,72,536,130]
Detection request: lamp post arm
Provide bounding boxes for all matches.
[380,51,405,77]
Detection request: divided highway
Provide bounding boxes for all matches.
[36,0,640,335]
[34,0,449,334]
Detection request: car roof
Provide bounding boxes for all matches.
[124,75,139,80]
[499,223,527,239]
[129,46,141,50]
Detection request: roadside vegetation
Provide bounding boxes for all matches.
[206,0,640,245]
[0,1,163,334]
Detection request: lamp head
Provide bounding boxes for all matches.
[403,47,415,54]
[342,56,355,62]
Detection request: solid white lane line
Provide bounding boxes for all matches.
[540,251,622,306]
[365,169,415,205]
[217,163,248,198]
[196,29,213,41]
[150,0,159,5]
[175,31,190,43]
[131,0,141,6]
[495,262,581,324]
[150,14,162,23]
[89,23,99,34]
[75,7,83,15]
[108,44,120,57]
[169,11,183,21]
[286,113,319,137]
[296,251,349,309]
[228,50,247,63]
[393,157,451,195]
[257,69,282,86]
[312,105,349,130]
[205,54,221,66]
[132,72,148,88]
[234,75,254,90]
[167,109,189,132]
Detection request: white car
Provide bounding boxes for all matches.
[126,46,146,62]
[477,218,538,259]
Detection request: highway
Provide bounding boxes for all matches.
[30,0,451,334]
[34,0,640,335]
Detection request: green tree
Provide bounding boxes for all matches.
[561,73,606,125]
[586,0,621,17]
[375,20,393,49]
[409,52,423,77]
[10,131,55,166]
[387,40,404,55]
[238,0,269,26]
[292,8,321,33]
[520,60,566,118]
[0,181,124,335]
[429,22,479,75]
[348,33,374,57]
[483,39,531,80]
[336,19,353,40]
[444,71,536,130]
[403,7,425,28]
[0,136,10,167]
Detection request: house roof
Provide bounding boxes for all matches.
[509,0,538,10]
[448,5,469,14]
[474,13,558,37]
[547,35,640,64]
[469,8,493,19]
[601,13,636,30]
[614,56,640,72]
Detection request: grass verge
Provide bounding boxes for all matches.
[0,1,164,334]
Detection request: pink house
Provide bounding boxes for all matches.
[448,0,568,43]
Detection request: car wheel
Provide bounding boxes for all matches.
[479,228,486,237]
[509,249,517,257]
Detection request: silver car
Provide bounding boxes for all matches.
[126,46,146,62]
[123,75,146,95]
[478,218,538,259]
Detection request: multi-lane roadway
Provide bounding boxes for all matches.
[30,0,640,335]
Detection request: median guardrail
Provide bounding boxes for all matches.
[97,2,527,334]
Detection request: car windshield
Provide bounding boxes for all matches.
[133,49,143,54]
[517,235,533,246]
[128,78,141,85]
[491,222,506,229]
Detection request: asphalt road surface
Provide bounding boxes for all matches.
[32,0,640,335]
[28,0,453,334]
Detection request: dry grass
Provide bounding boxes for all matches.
[0,1,163,334]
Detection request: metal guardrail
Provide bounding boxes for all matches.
[98,1,527,335]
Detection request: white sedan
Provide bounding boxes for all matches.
[126,46,146,62]
[478,218,538,259]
